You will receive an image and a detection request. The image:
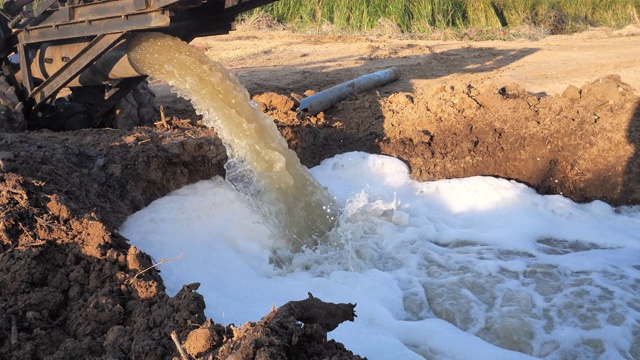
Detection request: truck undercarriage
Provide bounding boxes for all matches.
[0,0,278,130]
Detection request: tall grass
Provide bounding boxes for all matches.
[256,0,640,35]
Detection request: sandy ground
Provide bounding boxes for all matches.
[191,25,640,96]
[2,26,640,359]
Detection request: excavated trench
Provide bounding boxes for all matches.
[1,30,640,359]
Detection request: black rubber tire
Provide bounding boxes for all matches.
[113,81,160,130]
[132,81,160,125]
[0,76,26,132]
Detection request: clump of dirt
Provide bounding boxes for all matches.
[214,294,361,359]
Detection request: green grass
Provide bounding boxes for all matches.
[251,0,640,35]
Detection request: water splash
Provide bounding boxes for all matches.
[127,32,336,247]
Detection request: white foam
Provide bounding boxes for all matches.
[121,152,640,359]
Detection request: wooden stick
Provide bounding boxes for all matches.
[155,104,169,128]
[10,315,17,345]
[127,254,182,284]
[171,330,189,360]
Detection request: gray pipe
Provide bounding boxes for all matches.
[297,67,400,117]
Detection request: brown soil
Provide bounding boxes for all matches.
[2,26,640,359]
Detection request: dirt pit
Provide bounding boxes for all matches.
[2,27,640,359]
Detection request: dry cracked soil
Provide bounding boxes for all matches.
[2,25,640,359]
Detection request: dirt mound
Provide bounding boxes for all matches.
[255,74,640,206]
[0,116,363,359]
[0,122,219,359]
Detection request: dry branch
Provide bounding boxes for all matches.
[171,330,189,360]
[127,254,182,284]
[10,315,17,345]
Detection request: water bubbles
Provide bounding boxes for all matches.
[279,161,640,358]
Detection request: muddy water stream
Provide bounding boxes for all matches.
[127,32,336,247]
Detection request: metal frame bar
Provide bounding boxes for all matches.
[17,42,33,96]
[18,11,170,44]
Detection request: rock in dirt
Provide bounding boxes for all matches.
[252,92,295,112]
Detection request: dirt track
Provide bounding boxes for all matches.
[2,26,640,359]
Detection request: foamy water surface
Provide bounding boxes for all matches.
[121,152,640,360]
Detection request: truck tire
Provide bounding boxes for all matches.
[113,81,160,130]
[0,76,26,132]
[132,81,160,125]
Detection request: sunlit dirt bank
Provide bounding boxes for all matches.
[2,26,640,358]
[265,74,640,206]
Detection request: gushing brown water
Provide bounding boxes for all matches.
[127,32,337,247]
